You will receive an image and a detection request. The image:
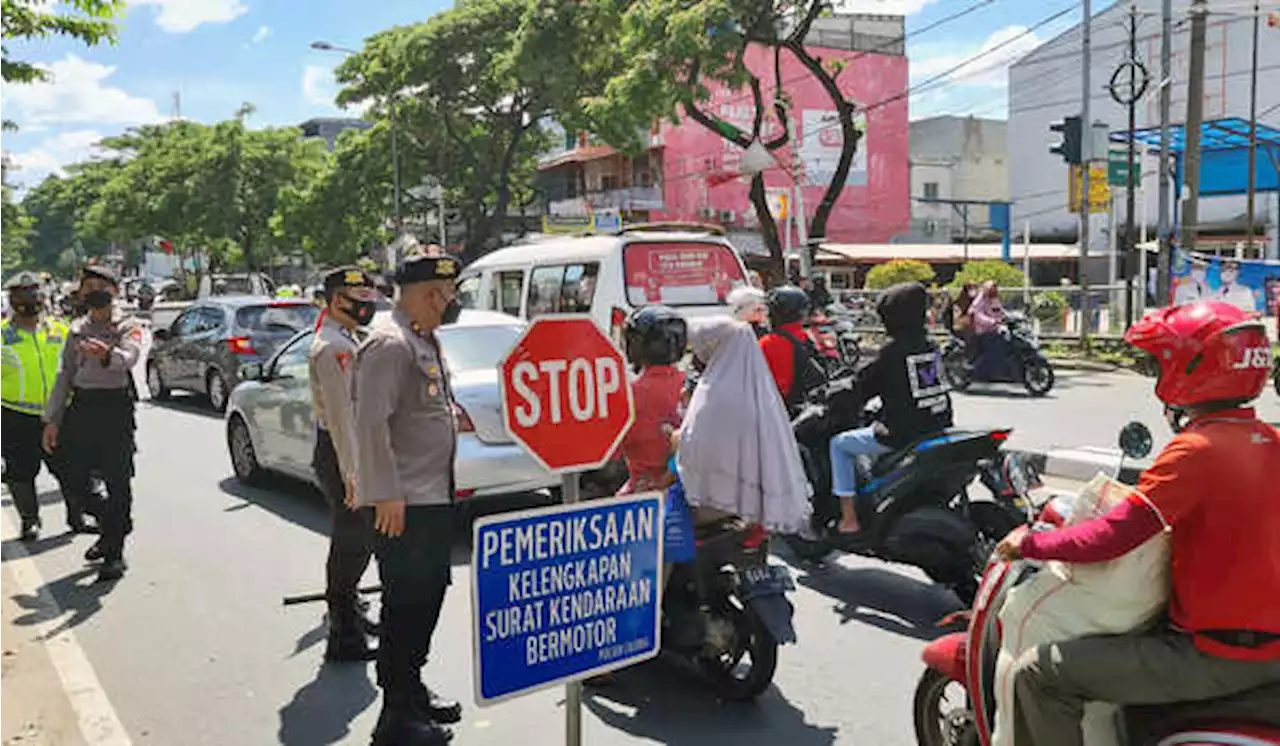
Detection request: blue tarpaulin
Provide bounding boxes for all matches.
[1110,118,1280,197]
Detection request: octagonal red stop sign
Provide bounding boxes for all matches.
[499,315,636,474]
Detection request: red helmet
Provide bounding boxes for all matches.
[1124,301,1270,408]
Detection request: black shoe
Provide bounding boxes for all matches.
[324,630,376,663]
[370,702,452,746]
[19,518,40,543]
[84,541,104,562]
[67,517,100,535]
[412,687,462,725]
[96,558,127,583]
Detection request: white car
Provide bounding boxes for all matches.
[223,309,558,500]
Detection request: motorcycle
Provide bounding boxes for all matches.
[942,311,1055,397]
[661,513,796,702]
[806,309,849,376]
[784,376,1035,604]
[913,421,1280,746]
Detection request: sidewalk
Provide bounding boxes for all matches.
[2,562,87,746]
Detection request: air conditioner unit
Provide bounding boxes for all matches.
[924,219,938,235]
[718,209,736,224]
[700,207,717,219]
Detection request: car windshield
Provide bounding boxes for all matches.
[236,303,319,333]
[438,323,524,373]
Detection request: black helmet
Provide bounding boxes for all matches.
[767,285,810,327]
[876,281,929,335]
[624,306,687,371]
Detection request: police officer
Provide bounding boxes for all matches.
[41,266,142,583]
[2,272,97,541]
[353,252,462,746]
[310,266,380,662]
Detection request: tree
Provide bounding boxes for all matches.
[865,259,935,289]
[2,181,34,270]
[2,0,123,129]
[19,160,117,272]
[335,0,597,255]
[948,260,1027,291]
[582,0,865,280]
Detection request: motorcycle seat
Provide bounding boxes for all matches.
[869,428,998,476]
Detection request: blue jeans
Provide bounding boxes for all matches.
[829,426,891,498]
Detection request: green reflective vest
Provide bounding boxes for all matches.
[1,317,68,416]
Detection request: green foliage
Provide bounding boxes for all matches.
[947,260,1027,291]
[865,259,935,290]
[2,182,34,270]
[2,0,121,85]
[1030,290,1067,326]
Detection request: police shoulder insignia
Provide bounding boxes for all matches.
[335,350,353,372]
[128,326,145,343]
[426,364,440,378]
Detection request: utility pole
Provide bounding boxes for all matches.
[1080,0,1093,349]
[1156,0,1173,303]
[1246,0,1260,256]
[1124,1,1139,326]
[1179,0,1208,253]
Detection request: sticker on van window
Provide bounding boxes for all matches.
[623,242,746,307]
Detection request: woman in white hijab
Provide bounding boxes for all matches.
[676,317,812,535]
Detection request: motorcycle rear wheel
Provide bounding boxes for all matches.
[699,605,779,703]
[913,667,979,746]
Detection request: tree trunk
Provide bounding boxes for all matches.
[748,175,785,283]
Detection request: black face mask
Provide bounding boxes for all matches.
[12,302,40,317]
[346,298,376,326]
[84,290,113,309]
[441,297,462,326]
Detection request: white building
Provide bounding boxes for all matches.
[1009,1,1280,255]
[908,116,1009,243]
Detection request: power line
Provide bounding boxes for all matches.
[1009,63,1280,116]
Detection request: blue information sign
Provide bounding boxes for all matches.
[471,493,664,705]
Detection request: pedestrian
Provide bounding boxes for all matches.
[41,266,142,583]
[352,252,462,746]
[309,266,380,663]
[2,271,98,541]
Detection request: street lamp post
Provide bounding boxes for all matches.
[311,40,405,266]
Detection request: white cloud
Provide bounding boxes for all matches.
[302,65,340,108]
[0,55,163,126]
[251,25,270,44]
[911,25,1043,89]
[6,129,113,187]
[129,0,248,33]
[834,0,936,15]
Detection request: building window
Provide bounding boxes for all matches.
[923,182,939,200]
[600,174,620,191]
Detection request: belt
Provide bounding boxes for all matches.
[1197,629,1280,650]
[71,388,132,402]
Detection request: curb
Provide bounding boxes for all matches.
[1043,358,1127,373]
[1012,447,1149,486]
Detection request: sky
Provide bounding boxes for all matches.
[0,0,1097,190]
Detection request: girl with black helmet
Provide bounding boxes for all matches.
[618,306,688,494]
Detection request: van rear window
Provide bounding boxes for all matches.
[622,241,746,307]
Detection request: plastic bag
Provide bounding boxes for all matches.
[991,473,1171,746]
[663,458,697,564]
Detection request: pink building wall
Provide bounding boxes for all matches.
[652,44,909,244]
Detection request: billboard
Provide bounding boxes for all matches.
[1170,251,1280,317]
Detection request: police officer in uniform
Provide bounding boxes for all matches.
[41,266,142,583]
[310,267,380,662]
[353,252,462,746]
[2,271,97,540]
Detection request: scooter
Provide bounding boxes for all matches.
[913,421,1280,746]
[661,513,796,702]
[942,311,1055,397]
[784,377,1034,604]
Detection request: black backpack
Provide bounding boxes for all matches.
[774,328,828,415]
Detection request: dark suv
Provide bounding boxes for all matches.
[147,296,319,412]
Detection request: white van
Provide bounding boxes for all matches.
[456,223,750,341]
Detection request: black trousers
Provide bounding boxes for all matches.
[312,428,374,630]
[3,407,66,522]
[61,389,135,560]
[374,504,454,695]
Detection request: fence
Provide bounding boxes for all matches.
[830,284,1142,339]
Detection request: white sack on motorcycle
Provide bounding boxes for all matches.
[991,474,1171,746]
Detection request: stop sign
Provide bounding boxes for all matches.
[499,315,636,474]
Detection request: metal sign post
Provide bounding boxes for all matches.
[562,472,582,746]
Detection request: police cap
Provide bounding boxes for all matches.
[5,271,42,291]
[394,252,460,287]
[81,265,119,287]
[322,266,374,297]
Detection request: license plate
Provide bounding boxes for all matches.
[741,564,795,597]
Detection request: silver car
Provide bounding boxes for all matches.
[223,309,558,500]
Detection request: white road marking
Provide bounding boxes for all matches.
[1,506,133,746]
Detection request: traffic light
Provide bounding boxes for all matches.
[1049,116,1083,164]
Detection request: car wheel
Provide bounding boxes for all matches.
[147,362,170,400]
[207,369,229,413]
[227,414,264,484]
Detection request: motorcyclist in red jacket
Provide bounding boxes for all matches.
[995,300,1280,746]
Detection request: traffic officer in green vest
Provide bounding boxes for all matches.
[41,266,144,583]
[2,271,98,541]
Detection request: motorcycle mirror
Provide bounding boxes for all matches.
[1118,421,1153,460]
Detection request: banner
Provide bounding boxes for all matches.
[1169,251,1280,317]
[798,109,867,187]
